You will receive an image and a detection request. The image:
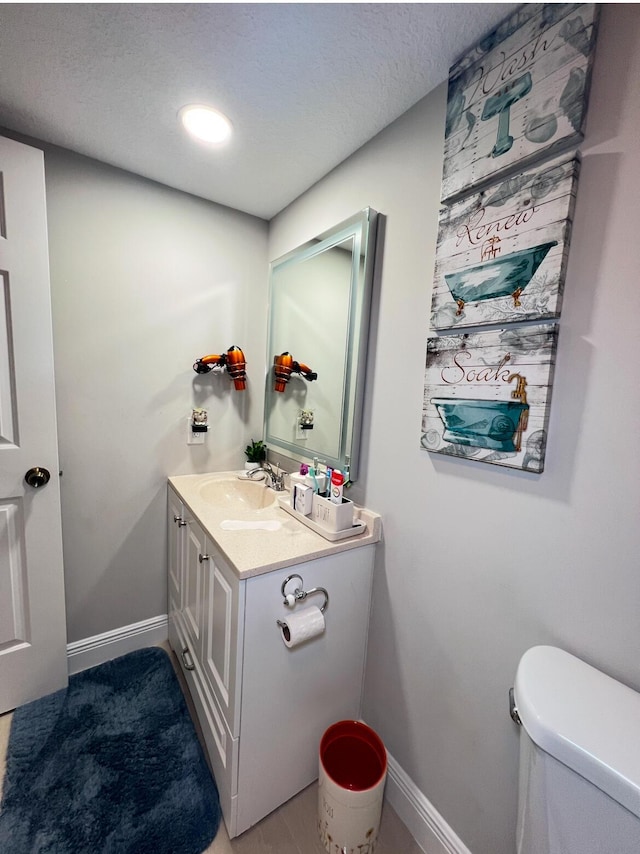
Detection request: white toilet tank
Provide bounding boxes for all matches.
[513,645,640,854]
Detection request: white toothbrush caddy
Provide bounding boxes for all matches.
[311,494,354,532]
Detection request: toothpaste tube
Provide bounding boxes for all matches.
[330,469,344,505]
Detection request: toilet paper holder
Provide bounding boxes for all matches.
[279,573,329,613]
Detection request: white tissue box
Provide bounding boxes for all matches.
[293,483,313,516]
[311,493,354,532]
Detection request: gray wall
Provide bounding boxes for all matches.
[269,6,640,854]
[44,149,268,642]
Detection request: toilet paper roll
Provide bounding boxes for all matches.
[279,605,325,648]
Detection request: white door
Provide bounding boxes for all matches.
[0,135,68,713]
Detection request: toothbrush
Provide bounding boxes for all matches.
[325,466,333,497]
[308,466,320,493]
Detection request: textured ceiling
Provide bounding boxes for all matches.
[0,3,518,220]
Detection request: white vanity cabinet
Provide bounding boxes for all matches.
[168,490,244,827]
[167,478,380,838]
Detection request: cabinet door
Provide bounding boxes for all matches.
[182,514,208,657]
[201,548,244,736]
[167,488,185,612]
[236,548,375,835]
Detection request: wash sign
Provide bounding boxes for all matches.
[440,4,599,203]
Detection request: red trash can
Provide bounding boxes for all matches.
[318,720,387,853]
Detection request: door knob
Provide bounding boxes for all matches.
[24,467,51,488]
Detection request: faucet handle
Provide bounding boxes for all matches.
[272,467,287,491]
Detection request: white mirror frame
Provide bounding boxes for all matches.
[264,208,379,482]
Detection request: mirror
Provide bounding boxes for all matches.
[264,208,379,482]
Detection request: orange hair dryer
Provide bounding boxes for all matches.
[193,345,246,390]
[273,352,317,393]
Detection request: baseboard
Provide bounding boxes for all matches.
[67,614,169,675]
[385,751,473,854]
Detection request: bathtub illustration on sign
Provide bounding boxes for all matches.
[444,241,557,316]
[432,375,530,452]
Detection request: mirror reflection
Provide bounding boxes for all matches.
[264,208,379,482]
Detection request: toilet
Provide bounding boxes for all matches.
[512,645,640,854]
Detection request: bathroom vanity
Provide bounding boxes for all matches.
[167,472,381,838]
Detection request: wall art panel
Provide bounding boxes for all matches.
[431,153,580,330]
[441,3,599,203]
[421,324,558,472]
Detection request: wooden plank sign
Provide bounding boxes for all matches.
[431,153,580,330]
[441,3,599,203]
[421,324,558,472]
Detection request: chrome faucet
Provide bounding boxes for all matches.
[248,460,286,491]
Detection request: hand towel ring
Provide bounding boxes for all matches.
[281,574,329,613]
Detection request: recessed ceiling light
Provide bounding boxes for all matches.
[179,104,232,145]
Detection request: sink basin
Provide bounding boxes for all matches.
[197,477,281,513]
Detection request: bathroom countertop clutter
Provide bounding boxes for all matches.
[168,471,382,579]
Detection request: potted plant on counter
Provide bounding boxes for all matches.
[244,439,266,473]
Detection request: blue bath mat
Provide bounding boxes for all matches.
[0,647,221,853]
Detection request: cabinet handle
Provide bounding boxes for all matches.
[181,647,195,671]
[174,514,187,527]
[199,553,210,563]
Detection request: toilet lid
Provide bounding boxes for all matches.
[514,646,640,820]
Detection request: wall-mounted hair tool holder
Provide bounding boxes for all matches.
[273,352,317,392]
[276,573,329,648]
[193,345,247,390]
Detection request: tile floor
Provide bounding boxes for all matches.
[0,646,422,853]
[201,780,423,854]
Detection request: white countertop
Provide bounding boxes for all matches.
[169,471,382,579]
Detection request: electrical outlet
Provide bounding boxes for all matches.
[187,418,205,445]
